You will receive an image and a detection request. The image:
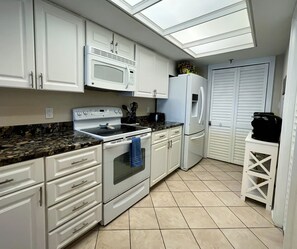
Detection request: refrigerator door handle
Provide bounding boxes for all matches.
[198,86,205,124]
[190,132,205,140]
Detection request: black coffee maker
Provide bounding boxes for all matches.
[251,112,282,142]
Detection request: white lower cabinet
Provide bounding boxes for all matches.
[0,158,46,249]
[45,145,102,249]
[150,126,182,187]
[48,204,101,249]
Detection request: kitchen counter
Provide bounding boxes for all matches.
[0,122,102,167]
[138,121,183,132]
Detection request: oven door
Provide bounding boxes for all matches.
[103,133,151,203]
[85,54,135,92]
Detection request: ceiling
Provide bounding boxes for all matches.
[50,0,297,65]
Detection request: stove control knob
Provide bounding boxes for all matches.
[118,110,122,115]
[83,111,88,116]
[114,110,118,114]
[77,112,82,117]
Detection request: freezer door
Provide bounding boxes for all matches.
[184,75,206,135]
[182,131,205,170]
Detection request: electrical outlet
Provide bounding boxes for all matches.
[45,107,54,119]
[146,106,150,113]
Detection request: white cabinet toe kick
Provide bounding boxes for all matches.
[102,178,149,225]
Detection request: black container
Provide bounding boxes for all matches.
[251,112,282,143]
[148,112,165,123]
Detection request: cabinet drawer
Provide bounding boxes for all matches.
[48,184,102,231]
[0,158,44,197]
[48,204,101,249]
[169,126,182,138]
[46,145,102,181]
[47,165,101,207]
[152,130,168,144]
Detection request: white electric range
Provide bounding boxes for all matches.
[73,107,151,225]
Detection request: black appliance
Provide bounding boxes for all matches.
[251,112,282,142]
[148,112,165,123]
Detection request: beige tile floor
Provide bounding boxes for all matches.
[66,159,284,249]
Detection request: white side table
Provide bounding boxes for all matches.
[241,132,279,210]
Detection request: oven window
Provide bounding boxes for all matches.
[114,149,145,185]
[94,63,124,83]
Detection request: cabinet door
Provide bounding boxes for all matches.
[35,0,84,92]
[86,21,113,53]
[135,45,155,98]
[114,34,135,60]
[0,0,35,89]
[168,136,182,174]
[150,140,168,187]
[0,184,46,249]
[155,54,169,99]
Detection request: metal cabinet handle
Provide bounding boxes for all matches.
[174,131,179,134]
[72,222,88,234]
[29,71,34,88]
[153,89,157,98]
[71,180,88,189]
[39,187,43,207]
[159,135,166,139]
[71,158,88,165]
[0,178,14,185]
[110,41,114,53]
[115,42,118,54]
[39,73,43,89]
[72,201,89,212]
[170,140,173,148]
[168,141,171,149]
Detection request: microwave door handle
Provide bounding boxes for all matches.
[126,65,131,89]
[198,86,205,124]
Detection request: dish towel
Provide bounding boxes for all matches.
[130,137,143,167]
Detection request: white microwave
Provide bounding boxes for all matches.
[85,45,136,91]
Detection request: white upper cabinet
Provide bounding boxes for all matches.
[35,0,84,92]
[134,45,169,99]
[86,21,135,60]
[0,0,35,89]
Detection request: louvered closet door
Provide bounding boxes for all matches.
[232,64,269,164]
[208,68,237,162]
[208,64,269,165]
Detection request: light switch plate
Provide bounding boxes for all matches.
[45,107,54,119]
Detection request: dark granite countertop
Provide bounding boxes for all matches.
[121,115,183,132]
[138,121,183,132]
[0,122,102,167]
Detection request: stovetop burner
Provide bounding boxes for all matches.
[81,125,146,137]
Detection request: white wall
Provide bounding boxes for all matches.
[0,88,155,126]
[273,2,297,227]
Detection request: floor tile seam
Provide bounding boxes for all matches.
[203,206,246,229]
[250,206,276,225]
[212,191,247,207]
[128,208,132,249]
[247,227,270,249]
[229,203,276,226]
[217,227,236,249]
[93,225,100,249]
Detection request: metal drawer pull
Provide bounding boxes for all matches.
[71,180,88,189]
[159,135,166,139]
[0,178,14,185]
[72,222,88,234]
[174,131,179,134]
[72,201,89,212]
[39,73,43,89]
[71,158,88,165]
[29,71,34,88]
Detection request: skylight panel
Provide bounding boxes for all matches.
[124,0,144,6]
[140,0,243,30]
[170,9,250,46]
[188,33,254,57]
[108,0,255,58]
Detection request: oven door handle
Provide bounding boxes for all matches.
[104,133,151,149]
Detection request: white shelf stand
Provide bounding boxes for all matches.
[241,132,279,210]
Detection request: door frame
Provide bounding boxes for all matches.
[204,56,276,158]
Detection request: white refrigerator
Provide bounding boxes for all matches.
[158,74,207,170]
